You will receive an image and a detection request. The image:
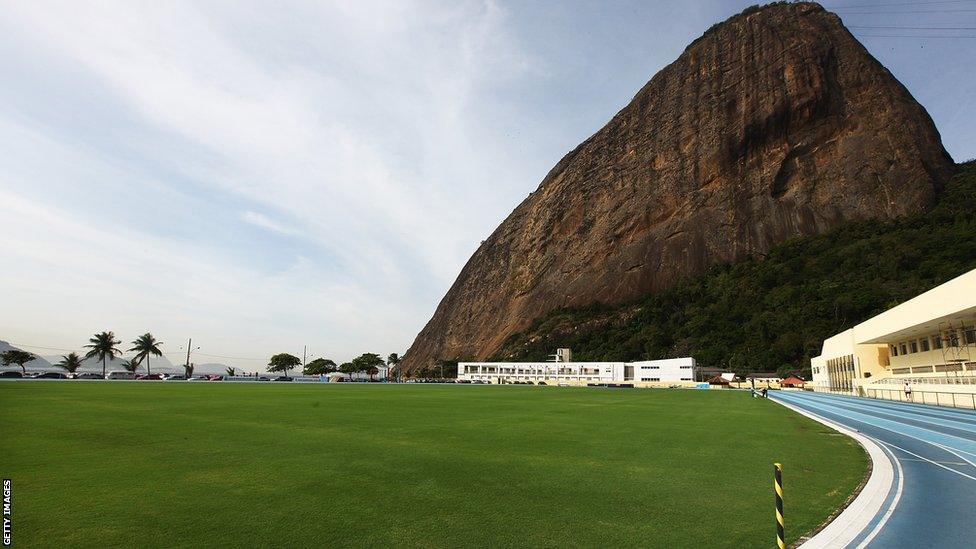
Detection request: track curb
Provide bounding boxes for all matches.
[770,394,896,548]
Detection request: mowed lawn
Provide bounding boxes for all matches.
[0,383,866,547]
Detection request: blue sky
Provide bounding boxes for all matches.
[1,1,973,368]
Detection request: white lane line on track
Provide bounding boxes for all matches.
[789,394,976,436]
[770,395,896,549]
[898,459,969,465]
[878,440,976,482]
[779,395,976,462]
[931,442,976,470]
[855,436,904,549]
[821,394,976,422]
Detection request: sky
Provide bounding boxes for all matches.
[1,1,974,370]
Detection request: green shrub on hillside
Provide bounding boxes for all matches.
[493,163,976,377]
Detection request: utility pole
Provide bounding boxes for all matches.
[303,345,307,368]
[185,338,192,371]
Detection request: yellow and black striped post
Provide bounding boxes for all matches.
[774,462,785,549]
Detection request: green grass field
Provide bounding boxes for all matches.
[0,383,866,547]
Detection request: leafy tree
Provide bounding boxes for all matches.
[352,353,385,381]
[2,349,36,374]
[339,362,357,379]
[304,358,337,375]
[121,359,140,373]
[129,333,163,375]
[185,363,195,378]
[437,360,458,379]
[57,352,83,373]
[387,353,401,381]
[84,331,123,377]
[226,367,236,377]
[268,353,301,376]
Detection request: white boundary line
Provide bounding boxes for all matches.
[771,397,897,548]
[854,438,903,549]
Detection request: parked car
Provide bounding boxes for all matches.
[0,371,24,378]
[188,376,208,381]
[75,372,104,380]
[165,374,187,380]
[107,371,136,380]
[38,372,69,379]
[135,373,164,380]
[206,374,224,381]
[273,376,293,382]
[258,376,270,381]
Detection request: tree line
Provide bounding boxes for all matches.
[1,331,162,376]
[2,331,407,380]
[266,351,401,380]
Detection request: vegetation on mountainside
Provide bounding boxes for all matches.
[492,162,976,377]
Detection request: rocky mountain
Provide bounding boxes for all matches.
[401,2,955,372]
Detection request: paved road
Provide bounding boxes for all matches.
[772,391,976,548]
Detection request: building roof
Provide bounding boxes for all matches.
[780,376,806,385]
[854,268,976,344]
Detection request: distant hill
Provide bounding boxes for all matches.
[0,341,53,371]
[492,162,976,377]
[0,340,186,373]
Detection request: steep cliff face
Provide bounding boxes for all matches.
[401,2,955,371]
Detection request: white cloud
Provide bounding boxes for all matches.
[241,211,296,235]
[0,0,543,364]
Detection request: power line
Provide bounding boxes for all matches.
[849,25,976,28]
[164,350,267,361]
[828,0,976,7]
[8,341,267,362]
[856,33,976,37]
[7,342,79,353]
[833,9,976,13]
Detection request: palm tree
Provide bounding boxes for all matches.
[121,359,140,373]
[226,367,236,377]
[84,331,122,377]
[130,333,163,375]
[57,352,83,373]
[387,353,401,381]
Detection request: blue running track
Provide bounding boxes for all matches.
[771,391,976,548]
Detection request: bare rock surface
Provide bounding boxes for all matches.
[401,2,954,371]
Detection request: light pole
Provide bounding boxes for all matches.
[180,339,200,377]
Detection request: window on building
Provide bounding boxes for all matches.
[679,365,691,369]
[933,336,944,349]
[639,377,660,382]
[949,333,960,347]
[920,338,930,352]
[910,341,918,353]
[966,329,976,345]
[890,345,898,357]
[900,344,908,355]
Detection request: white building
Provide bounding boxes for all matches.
[811,268,976,394]
[457,357,697,385]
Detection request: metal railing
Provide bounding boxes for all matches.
[865,387,976,410]
[872,375,976,386]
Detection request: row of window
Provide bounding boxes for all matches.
[891,328,976,357]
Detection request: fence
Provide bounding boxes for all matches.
[865,387,976,410]
[872,375,976,386]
